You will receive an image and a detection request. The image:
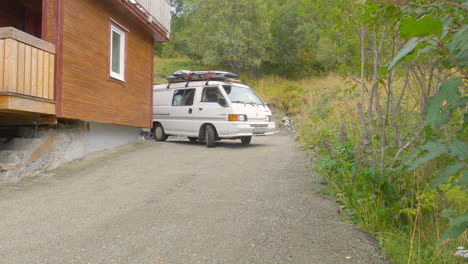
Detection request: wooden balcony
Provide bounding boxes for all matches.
[0,27,56,117]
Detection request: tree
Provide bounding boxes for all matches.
[174,0,271,74]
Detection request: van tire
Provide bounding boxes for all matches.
[153,123,168,142]
[205,125,216,148]
[241,136,252,145]
[187,137,198,142]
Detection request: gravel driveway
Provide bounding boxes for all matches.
[0,134,388,263]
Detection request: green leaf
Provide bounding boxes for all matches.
[439,213,468,245]
[441,209,458,218]
[425,125,434,141]
[446,25,468,68]
[409,142,448,170]
[451,214,468,227]
[403,51,417,62]
[448,140,468,160]
[387,38,420,71]
[403,149,422,166]
[400,16,443,38]
[425,78,463,128]
[380,66,389,75]
[430,162,465,188]
[454,170,468,187]
[452,96,468,109]
[454,49,468,68]
[416,43,436,57]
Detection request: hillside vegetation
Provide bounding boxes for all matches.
[157,0,467,263]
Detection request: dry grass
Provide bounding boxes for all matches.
[250,74,351,99]
[249,74,358,119]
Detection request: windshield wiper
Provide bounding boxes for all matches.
[230,100,245,103]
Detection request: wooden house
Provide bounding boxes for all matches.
[0,0,171,129]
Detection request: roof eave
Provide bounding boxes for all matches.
[117,0,170,42]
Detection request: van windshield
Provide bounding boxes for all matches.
[222,85,263,105]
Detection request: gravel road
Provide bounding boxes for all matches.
[0,134,388,264]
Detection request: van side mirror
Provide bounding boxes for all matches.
[218,98,228,107]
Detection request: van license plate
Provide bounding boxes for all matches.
[253,127,267,134]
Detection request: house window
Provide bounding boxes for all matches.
[109,21,127,82]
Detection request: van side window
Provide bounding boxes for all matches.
[201,87,225,103]
[172,89,195,106]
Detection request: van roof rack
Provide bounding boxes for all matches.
[165,70,240,85]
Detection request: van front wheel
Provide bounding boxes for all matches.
[205,125,216,148]
[153,124,168,142]
[241,136,252,145]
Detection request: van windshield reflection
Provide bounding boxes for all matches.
[222,85,263,105]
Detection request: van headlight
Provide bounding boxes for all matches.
[229,114,247,122]
[265,115,272,122]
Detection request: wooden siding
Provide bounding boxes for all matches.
[0,28,55,101]
[60,0,153,128]
[47,0,55,43]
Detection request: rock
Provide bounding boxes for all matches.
[455,246,468,259]
[0,163,18,171]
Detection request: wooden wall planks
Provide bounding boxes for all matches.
[59,0,153,128]
[0,39,4,93]
[47,0,55,43]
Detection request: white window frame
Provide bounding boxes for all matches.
[110,25,126,81]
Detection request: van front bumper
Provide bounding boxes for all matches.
[222,121,276,137]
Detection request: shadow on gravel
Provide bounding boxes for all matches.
[166,140,269,149]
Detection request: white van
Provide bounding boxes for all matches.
[152,71,276,147]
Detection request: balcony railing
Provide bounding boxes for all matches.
[0,27,56,115]
[131,0,171,36]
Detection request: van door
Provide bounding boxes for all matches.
[193,86,229,136]
[166,88,196,135]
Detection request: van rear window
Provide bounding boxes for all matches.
[172,89,195,106]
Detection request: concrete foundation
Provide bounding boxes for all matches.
[0,120,140,185]
[55,121,139,164]
[87,122,140,154]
